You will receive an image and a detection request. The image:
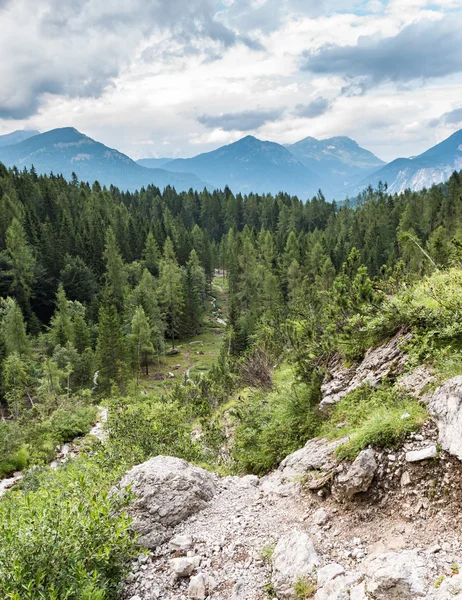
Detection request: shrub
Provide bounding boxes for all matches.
[0,458,138,600]
[50,406,98,443]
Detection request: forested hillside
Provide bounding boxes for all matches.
[1,162,462,598]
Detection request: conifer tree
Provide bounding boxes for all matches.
[158,237,184,349]
[142,231,161,276]
[103,227,128,312]
[1,298,29,357]
[5,218,35,308]
[95,293,126,392]
[182,249,206,335]
[129,306,154,379]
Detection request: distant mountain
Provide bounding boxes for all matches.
[285,136,385,195]
[160,135,320,198]
[137,158,174,169]
[353,130,462,196]
[0,128,208,192]
[0,129,40,148]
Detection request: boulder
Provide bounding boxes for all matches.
[169,555,201,577]
[364,550,427,598]
[313,507,329,526]
[335,449,377,498]
[188,573,216,599]
[316,563,345,587]
[426,573,462,599]
[272,529,319,599]
[429,376,462,460]
[113,456,217,547]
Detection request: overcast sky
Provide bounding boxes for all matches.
[0,0,461,162]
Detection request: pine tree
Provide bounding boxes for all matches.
[158,238,184,349]
[142,231,161,276]
[49,284,73,347]
[182,249,206,335]
[129,307,154,379]
[5,218,35,308]
[103,227,128,311]
[95,294,126,392]
[3,352,28,417]
[1,298,29,357]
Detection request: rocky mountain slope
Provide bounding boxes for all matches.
[0,129,40,147]
[285,136,384,196]
[116,344,462,600]
[0,128,208,192]
[353,129,462,196]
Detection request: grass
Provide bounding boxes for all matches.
[319,384,427,461]
[293,577,316,599]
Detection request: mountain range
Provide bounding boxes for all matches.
[0,128,208,192]
[0,127,461,200]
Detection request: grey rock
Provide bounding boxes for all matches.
[169,556,201,577]
[405,445,437,462]
[169,534,194,552]
[321,332,411,408]
[316,563,345,586]
[272,529,319,598]
[430,376,462,460]
[398,366,435,399]
[335,449,377,498]
[313,507,329,526]
[188,572,216,599]
[113,456,217,548]
[364,550,427,598]
[426,573,462,599]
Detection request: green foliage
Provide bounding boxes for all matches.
[231,366,321,474]
[106,394,203,466]
[320,385,427,460]
[49,406,97,444]
[0,459,138,600]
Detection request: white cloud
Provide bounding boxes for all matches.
[0,0,461,164]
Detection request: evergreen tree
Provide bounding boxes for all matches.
[103,227,128,311]
[182,249,206,335]
[158,237,184,349]
[95,294,126,392]
[129,307,154,379]
[5,218,35,308]
[1,298,29,357]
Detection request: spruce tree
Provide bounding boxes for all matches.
[158,237,184,349]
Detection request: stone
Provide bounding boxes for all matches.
[313,508,329,526]
[426,573,462,599]
[398,365,435,399]
[169,534,194,552]
[335,449,377,498]
[272,529,319,598]
[113,456,217,547]
[188,573,216,599]
[316,563,345,587]
[405,445,437,462]
[364,550,427,598]
[400,471,411,487]
[169,555,201,577]
[429,376,462,460]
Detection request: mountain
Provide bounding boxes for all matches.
[137,158,174,169]
[0,129,40,147]
[354,130,462,196]
[0,128,208,192]
[285,136,385,195]
[161,135,321,198]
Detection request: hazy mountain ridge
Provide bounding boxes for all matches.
[0,129,40,148]
[354,130,462,195]
[0,128,208,192]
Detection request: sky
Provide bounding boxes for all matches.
[0,0,462,162]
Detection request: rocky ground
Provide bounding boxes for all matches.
[119,374,462,599]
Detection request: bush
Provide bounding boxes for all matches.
[0,458,138,600]
[50,406,97,443]
[231,366,321,474]
[320,384,427,460]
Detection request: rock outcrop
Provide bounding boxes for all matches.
[429,376,462,460]
[271,529,319,598]
[320,332,411,408]
[114,456,217,547]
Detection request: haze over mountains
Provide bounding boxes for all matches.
[0,127,461,200]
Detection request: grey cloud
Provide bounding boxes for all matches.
[197,108,285,131]
[429,107,462,128]
[300,16,462,88]
[293,97,331,118]
[0,0,261,119]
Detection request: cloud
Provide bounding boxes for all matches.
[429,106,462,128]
[300,16,462,89]
[0,0,261,119]
[197,107,285,131]
[293,97,331,118]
